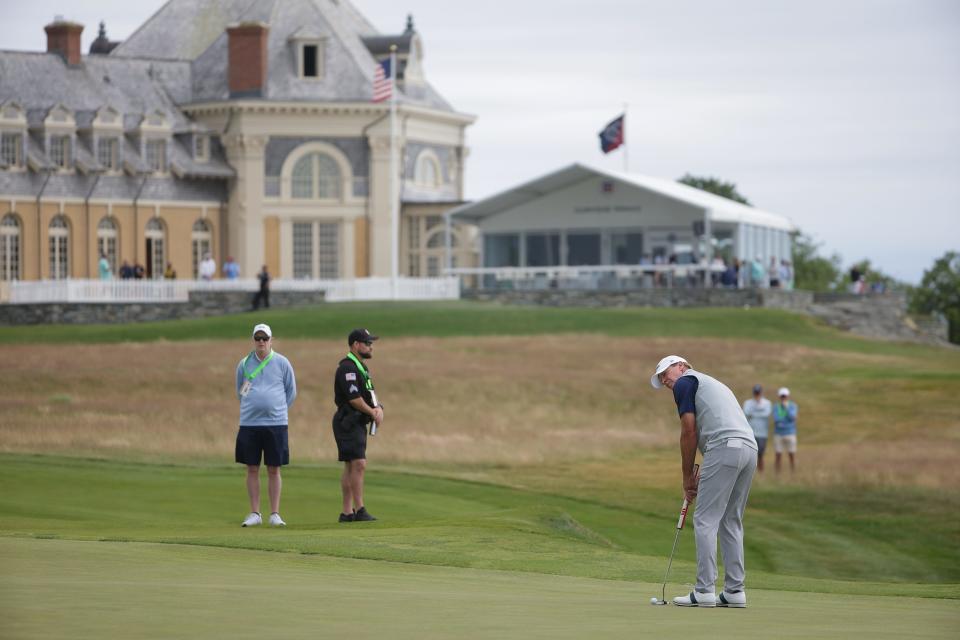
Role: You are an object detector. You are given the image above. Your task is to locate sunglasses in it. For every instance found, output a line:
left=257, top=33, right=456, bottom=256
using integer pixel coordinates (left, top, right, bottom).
left=253, top=335, right=270, bottom=342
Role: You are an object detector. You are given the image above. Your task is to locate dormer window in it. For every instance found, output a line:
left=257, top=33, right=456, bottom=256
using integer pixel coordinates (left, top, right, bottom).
left=194, top=134, right=209, bottom=163
left=43, top=104, right=76, bottom=172
left=138, top=110, right=171, bottom=174
left=49, top=135, right=71, bottom=169
left=1, top=132, right=23, bottom=168
left=93, top=106, right=123, bottom=172
left=97, top=137, right=119, bottom=171
left=1, top=101, right=26, bottom=170
left=145, top=139, right=166, bottom=173
left=303, top=45, right=319, bottom=77
left=289, top=29, right=325, bottom=80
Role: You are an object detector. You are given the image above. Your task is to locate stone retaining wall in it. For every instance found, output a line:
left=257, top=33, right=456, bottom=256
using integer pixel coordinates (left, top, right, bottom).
left=0, top=290, right=325, bottom=325
left=463, top=287, right=814, bottom=311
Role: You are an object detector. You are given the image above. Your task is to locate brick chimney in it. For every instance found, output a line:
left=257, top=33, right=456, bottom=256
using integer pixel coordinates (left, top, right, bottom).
left=227, top=22, right=270, bottom=98
left=45, top=18, right=84, bottom=66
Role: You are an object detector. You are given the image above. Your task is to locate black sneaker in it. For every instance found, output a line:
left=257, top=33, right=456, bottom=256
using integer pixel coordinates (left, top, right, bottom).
left=354, top=506, right=377, bottom=522
left=338, top=512, right=355, bottom=523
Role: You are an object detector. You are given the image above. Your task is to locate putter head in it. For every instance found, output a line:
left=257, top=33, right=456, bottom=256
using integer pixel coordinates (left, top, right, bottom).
left=651, top=598, right=668, bottom=606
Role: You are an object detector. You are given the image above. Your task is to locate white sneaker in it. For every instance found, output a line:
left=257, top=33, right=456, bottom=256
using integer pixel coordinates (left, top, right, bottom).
left=268, top=512, right=286, bottom=527
left=718, top=590, right=747, bottom=608
left=241, top=512, right=262, bottom=527
left=673, top=591, right=717, bottom=607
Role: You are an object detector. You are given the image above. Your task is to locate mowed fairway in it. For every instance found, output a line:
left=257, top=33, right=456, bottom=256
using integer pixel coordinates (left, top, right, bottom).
left=1, top=303, right=959, bottom=638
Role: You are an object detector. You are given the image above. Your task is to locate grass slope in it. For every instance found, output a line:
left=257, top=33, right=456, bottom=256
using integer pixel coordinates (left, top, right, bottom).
left=0, top=301, right=947, bottom=356
left=1, top=455, right=956, bottom=597
left=3, top=537, right=957, bottom=640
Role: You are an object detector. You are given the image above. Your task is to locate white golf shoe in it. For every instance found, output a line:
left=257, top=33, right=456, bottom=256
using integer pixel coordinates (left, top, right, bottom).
left=717, top=590, right=747, bottom=608
left=673, top=591, right=717, bottom=607
left=241, top=512, right=262, bottom=527
left=268, top=512, right=286, bottom=527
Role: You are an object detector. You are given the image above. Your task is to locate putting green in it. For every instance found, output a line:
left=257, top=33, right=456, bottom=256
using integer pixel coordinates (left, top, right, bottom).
left=2, top=538, right=956, bottom=639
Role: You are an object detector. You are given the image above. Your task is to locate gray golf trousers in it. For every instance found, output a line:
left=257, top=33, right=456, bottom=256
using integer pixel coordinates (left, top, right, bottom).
left=693, top=439, right=757, bottom=593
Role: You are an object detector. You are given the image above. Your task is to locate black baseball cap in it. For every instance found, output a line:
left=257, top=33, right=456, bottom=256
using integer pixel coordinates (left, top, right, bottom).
left=348, top=328, right=379, bottom=345
left=752, top=384, right=763, bottom=394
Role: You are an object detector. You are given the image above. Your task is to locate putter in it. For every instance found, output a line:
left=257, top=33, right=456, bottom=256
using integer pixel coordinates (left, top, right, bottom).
left=651, top=463, right=699, bottom=606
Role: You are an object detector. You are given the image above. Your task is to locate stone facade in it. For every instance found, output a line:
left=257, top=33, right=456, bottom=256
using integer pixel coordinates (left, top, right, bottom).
left=0, top=289, right=324, bottom=325
left=463, top=287, right=813, bottom=311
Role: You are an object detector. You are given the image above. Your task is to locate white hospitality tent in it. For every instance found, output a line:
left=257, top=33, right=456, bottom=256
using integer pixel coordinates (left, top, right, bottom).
left=446, top=163, right=795, bottom=272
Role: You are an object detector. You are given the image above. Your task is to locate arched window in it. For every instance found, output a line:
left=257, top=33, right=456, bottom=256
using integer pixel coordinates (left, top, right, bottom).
left=145, top=217, right=166, bottom=279
left=97, top=217, right=118, bottom=274
left=191, top=219, right=212, bottom=279
left=0, top=213, right=20, bottom=281
left=291, top=152, right=341, bottom=199
left=48, top=214, right=70, bottom=279
left=415, top=151, right=441, bottom=188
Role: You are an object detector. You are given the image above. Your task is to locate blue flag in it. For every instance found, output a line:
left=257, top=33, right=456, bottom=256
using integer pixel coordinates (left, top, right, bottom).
left=599, top=115, right=624, bottom=153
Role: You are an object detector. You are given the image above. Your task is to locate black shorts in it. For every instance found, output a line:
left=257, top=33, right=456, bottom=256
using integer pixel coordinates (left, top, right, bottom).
left=235, top=425, right=289, bottom=466
left=755, top=437, right=767, bottom=458
left=332, top=408, right=368, bottom=462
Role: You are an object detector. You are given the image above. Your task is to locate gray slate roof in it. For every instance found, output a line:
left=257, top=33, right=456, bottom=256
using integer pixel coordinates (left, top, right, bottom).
left=112, top=0, right=454, bottom=110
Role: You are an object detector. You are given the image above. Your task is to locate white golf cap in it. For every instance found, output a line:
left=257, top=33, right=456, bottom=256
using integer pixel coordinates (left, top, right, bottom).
left=650, top=355, right=689, bottom=389
left=778, top=387, right=790, bottom=397
left=252, top=323, right=272, bottom=338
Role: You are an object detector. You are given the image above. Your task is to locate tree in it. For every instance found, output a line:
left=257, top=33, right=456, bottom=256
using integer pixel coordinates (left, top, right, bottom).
left=909, top=251, right=960, bottom=344
left=790, top=231, right=842, bottom=292
left=677, top=174, right=751, bottom=205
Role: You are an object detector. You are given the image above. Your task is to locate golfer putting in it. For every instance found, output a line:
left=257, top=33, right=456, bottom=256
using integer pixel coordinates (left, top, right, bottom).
left=651, top=355, right=758, bottom=608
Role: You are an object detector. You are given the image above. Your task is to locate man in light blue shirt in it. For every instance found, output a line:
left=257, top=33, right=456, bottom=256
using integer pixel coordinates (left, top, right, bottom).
left=235, top=323, right=297, bottom=527
left=773, top=387, right=798, bottom=474
left=742, top=384, right=772, bottom=472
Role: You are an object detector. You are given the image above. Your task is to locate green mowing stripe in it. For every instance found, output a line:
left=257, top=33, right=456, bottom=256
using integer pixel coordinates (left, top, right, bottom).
left=0, top=301, right=951, bottom=356
left=0, top=454, right=957, bottom=598
left=2, top=538, right=958, bottom=640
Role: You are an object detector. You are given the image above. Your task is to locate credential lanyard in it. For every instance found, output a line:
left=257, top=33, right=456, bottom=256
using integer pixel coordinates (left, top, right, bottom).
left=346, top=352, right=374, bottom=391
left=243, top=350, right=275, bottom=381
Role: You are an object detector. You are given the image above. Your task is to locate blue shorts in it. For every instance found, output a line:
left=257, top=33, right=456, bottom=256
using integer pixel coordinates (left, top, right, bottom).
left=235, top=425, right=289, bottom=467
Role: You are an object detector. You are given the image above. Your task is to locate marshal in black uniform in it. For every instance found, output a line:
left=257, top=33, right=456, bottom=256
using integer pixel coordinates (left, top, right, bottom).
left=331, top=328, right=383, bottom=522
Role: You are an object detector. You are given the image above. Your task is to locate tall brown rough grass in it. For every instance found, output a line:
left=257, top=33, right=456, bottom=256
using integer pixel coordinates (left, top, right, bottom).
left=2, top=335, right=957, bottom=490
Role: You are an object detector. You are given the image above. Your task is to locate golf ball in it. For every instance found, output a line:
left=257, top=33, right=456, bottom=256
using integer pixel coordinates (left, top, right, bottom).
left=650, top=597, right=658, bottom=604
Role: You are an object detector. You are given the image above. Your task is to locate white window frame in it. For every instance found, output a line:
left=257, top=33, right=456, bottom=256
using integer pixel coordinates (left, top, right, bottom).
left=49, top=135, right=72, bottom=170
left=414, top=149, right=442, bottom=189
left=281, top=142, right=353, bottom=202
left=97, top=216, right=119, bottom=274
left=1, top=213, right=21, bottom=281
left=290, top=33, right=326, bottom=80
left=1, top=131, right=24, bottom=169
left=145, top=139, right=167, bottom=174
left=291, top=220, right=340, bottom=279
left=194, top=134, right=210, bottom=163
left=48, top=214, right=70, bottom=280
left=191, top=219, right=212, bottom=278
left=97, top=137, right=120, bottom=172
left=145, top=217, right=166, bottom=279
left=44, top=104, right=76, bottom=173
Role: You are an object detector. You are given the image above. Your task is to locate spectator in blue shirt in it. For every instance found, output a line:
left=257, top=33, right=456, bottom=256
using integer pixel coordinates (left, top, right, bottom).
left=772, top=387, right=798, bottom=474
left=235, top=323, right=297, bottom=527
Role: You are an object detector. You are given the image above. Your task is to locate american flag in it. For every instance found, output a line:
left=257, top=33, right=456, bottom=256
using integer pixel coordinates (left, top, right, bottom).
left=372, top=58, right=393, bottom=103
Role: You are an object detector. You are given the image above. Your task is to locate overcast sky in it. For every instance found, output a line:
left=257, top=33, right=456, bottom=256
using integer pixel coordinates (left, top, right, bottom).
left=5, top=0, right=959, bottom=283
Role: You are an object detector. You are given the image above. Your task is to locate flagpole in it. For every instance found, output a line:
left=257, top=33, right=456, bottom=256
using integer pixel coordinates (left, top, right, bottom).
left=389, top=45, right=399, bottom=299
left=623, top=102, right=628, bottom=173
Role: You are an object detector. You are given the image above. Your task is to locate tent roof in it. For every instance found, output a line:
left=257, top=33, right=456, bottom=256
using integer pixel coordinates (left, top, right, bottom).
left=449, top=163, right=795, bottom=232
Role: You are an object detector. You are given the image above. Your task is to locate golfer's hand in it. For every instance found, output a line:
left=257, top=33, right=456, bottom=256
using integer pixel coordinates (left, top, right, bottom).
left=683, top=474, right=699, bottom=502
left=372, top=406, right=384, bottom=426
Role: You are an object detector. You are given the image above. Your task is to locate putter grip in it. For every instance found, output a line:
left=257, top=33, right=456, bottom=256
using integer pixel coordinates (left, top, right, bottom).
left=676, top=463, right=700, bottom=529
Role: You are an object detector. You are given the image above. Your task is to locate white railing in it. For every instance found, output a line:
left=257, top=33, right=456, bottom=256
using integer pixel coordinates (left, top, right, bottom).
left=446, top=264, right=726, bottom=290
left=2, top=277, right=460, bottom=304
